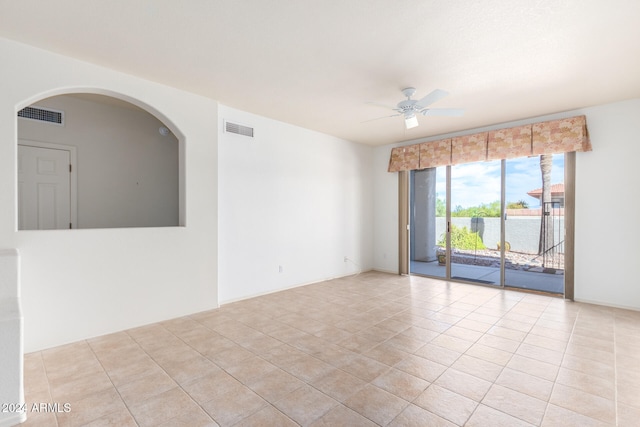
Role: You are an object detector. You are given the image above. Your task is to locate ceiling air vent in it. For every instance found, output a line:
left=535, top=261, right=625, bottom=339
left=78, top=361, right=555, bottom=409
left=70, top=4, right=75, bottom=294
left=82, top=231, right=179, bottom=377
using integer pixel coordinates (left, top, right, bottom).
left=224, top=120, right=254, bottom=138
left=18, top=106, right=64, bottom=126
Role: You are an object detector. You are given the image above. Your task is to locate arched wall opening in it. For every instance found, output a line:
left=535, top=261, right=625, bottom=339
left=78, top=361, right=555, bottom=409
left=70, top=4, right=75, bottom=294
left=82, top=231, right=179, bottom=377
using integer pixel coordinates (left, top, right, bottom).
left=0, top=40, right=219, bottom=354
left=16, top=90, right=185, bottom=230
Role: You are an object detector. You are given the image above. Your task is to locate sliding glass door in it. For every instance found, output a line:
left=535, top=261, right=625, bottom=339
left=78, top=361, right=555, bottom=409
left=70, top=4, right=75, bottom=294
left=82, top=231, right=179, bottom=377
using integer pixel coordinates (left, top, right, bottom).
left=409, top=167, right=447, bottom=279
left=504, top=154, right=565, bottom=293
left=450, top=160, right=502, bottom=286
left=410, top=155, right=566, bottom=295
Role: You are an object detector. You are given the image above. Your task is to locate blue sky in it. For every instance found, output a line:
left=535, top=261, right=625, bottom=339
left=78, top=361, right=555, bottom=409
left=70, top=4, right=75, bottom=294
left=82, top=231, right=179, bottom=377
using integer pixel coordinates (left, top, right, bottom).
left=435, top=155, right=565, bottom=208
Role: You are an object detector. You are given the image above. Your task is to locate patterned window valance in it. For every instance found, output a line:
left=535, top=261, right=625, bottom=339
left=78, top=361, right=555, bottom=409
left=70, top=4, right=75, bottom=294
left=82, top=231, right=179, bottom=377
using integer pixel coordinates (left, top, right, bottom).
left=388, top=144, right=420, bottom=172
left=532, top=116, right=591, bottom=155
left=388, top=115, right=590, bottom=172
left=452, top=133, right=488, bottom=164
left=419, top=139, right=451, bottom=169
left=487, top=125, right=532, bottom=161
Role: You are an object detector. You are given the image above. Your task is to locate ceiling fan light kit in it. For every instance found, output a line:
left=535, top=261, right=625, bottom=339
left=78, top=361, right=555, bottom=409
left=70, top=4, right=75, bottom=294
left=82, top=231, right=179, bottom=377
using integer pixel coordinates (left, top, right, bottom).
left=404, top=113, right=419, bottom=129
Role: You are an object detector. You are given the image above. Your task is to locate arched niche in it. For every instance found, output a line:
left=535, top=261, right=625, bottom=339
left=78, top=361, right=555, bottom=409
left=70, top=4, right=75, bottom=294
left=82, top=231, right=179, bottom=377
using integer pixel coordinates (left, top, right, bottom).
left=16, top=90, right=185, bottom=230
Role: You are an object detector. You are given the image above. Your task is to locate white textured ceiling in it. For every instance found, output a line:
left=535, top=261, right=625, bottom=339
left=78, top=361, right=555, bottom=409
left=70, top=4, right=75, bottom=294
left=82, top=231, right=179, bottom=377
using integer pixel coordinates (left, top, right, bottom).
left=1, top=0, right=640, bottom=145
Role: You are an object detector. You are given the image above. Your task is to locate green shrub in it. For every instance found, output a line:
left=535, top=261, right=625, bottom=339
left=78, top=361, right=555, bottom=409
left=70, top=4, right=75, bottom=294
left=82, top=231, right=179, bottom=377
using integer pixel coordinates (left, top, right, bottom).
left=506, top=200, right=529, bottom=209
left=452, top=200, right=501, bottom=217
left=438, top=224, right=486, bottom=250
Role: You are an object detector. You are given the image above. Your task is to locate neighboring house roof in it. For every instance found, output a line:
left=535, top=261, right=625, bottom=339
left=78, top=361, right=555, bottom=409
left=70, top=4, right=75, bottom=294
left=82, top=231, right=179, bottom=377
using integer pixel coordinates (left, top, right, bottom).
left=527, top=183, right=565, bottom=200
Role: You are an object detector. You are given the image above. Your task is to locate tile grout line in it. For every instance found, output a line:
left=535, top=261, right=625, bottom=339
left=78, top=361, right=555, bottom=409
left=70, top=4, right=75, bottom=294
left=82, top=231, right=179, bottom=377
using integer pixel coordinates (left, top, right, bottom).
left=534, top=299, right=575, bottom=426
left=459, top=290, right=545, bottom=426
left=390, top=284, right=524, bottom=425
left=186, top=312, right=333, bottom=425
left=30, top=351, right=61, bottom=427
left=145, top=322, right=272, bottom=426
left=85, top=337, right=142, bottom=426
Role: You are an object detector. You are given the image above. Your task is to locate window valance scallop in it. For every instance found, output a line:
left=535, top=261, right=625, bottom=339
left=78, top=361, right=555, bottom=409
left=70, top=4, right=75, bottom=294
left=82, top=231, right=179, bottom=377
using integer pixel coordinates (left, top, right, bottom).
left=388, top=115, right=590, bottom=172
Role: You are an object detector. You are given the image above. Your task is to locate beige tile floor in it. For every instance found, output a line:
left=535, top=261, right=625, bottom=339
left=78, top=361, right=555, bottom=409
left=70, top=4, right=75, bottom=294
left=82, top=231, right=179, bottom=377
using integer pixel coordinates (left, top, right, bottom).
left=21, top=271, right=640, bottom=426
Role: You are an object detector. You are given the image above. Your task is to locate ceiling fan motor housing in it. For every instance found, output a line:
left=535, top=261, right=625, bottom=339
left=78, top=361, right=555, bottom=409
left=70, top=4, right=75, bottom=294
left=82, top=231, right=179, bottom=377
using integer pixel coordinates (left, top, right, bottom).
left=397, top=99, right=419, bottom=115
left=398, top=87, right=419, bottom=116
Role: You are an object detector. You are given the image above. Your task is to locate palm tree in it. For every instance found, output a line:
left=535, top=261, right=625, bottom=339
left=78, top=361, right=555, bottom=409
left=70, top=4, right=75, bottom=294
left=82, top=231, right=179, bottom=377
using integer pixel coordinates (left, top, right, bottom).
left=538, top=154, right=554, bottom=256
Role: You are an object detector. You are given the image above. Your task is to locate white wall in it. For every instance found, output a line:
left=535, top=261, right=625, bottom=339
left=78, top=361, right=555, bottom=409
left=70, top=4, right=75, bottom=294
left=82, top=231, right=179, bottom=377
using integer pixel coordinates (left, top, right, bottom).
left=574, top=99, right=640, bottom=309
left=373, top=145, right=400, bottom=274
left=0, top=250, right=25, bottom=427
left=19, top=94, right=180, bottom=229
left=0, top=37, right=219, bottom=352
left=373, top=99, right=640, bottom=311
left=218, top=105, right=373, bottom=303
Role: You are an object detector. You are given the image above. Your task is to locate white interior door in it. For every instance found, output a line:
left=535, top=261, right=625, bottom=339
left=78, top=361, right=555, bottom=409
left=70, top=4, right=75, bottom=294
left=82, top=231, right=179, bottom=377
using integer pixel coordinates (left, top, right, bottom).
left=18, top=144, right=71, bottom=230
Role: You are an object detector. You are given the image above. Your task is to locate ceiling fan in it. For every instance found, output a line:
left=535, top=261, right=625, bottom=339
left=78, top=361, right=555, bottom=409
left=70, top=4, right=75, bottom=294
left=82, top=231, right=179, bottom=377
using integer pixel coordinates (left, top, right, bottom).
left=367, top=87, right=464, bottom=129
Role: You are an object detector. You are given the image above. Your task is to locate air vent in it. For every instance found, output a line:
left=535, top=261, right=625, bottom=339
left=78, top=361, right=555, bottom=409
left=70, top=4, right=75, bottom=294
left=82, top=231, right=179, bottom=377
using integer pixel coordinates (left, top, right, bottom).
left=18, top=106, right=64, bottom=126
left=225, top=120, right=254, bottom=137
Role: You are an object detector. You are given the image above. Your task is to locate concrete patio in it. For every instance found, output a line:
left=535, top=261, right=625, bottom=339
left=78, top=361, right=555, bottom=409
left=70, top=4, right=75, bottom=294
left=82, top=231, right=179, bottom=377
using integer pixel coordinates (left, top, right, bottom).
left=410, top=260, right=564, bottom=294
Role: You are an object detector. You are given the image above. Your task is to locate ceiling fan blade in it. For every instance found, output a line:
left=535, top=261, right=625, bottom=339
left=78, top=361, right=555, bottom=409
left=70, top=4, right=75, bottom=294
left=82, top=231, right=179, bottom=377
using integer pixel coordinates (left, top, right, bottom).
left=421, top=108, right=465, bottom=117
left=361, top=113, right=401, bottom=123
left=365, top=101, right=400, bottom=111
left=414, top=89, right=449, bottom=109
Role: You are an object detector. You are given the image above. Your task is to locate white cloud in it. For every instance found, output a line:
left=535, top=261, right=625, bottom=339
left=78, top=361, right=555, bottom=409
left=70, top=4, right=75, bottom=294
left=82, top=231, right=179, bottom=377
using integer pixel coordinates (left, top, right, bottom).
left=427, top=155, right=566, bottom=209
left=451, top=161, right=501, bottom=208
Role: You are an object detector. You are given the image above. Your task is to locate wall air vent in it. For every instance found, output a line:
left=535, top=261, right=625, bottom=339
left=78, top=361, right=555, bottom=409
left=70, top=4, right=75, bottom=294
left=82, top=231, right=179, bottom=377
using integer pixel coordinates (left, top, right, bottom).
left=224, top=120, right=254, bottom=138
left=18, top=106, right=64, bottom=126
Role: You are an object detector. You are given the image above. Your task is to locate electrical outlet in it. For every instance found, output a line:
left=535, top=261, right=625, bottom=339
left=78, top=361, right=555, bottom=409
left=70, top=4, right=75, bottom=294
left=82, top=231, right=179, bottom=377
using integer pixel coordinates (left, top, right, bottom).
left=278, top=265, right=283, bottom=273
left=344, top=256, right=348, bottom=263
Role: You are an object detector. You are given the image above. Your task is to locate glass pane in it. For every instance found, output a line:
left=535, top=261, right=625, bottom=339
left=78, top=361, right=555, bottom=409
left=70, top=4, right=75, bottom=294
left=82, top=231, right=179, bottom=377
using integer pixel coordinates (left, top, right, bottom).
left=410, top=167, right=447, bottom=278
left=504, top=155, right=564, bottom=294
left=450, top=160, right=502, bottom=286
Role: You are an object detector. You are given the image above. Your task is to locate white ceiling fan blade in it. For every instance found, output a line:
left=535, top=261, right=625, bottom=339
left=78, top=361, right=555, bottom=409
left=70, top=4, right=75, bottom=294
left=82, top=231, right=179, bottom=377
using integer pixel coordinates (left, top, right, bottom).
left=361, top=113, right=401, bottom=123
left=365, top=101, right=400, bottom=111
left=421, top=108, right=465, bottom=117
left=414, top=89, right=449, bottom=109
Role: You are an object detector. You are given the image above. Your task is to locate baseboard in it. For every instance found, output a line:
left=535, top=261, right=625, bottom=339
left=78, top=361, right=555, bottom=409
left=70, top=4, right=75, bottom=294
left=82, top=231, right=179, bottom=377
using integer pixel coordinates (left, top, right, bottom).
left=371, top=268, right=399, bottom=275
left=219, top=270, right=371, bottom=306
left=0, top=412, right=26, bottom=427
left=573, top=297, right=640, bottom=312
